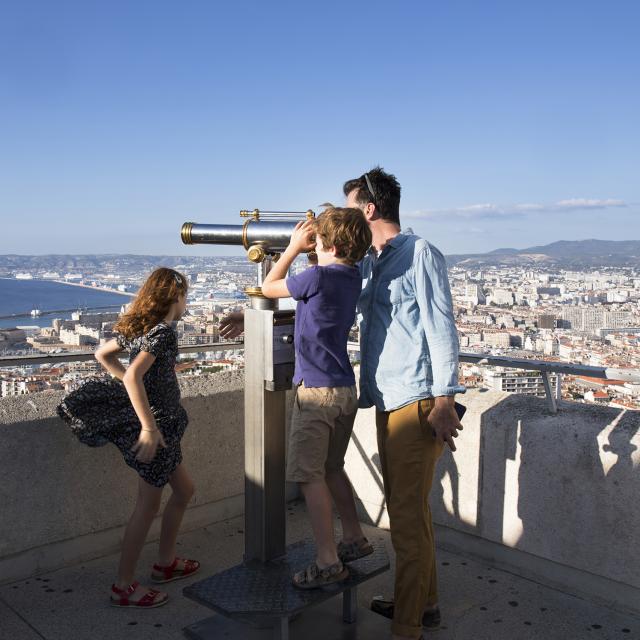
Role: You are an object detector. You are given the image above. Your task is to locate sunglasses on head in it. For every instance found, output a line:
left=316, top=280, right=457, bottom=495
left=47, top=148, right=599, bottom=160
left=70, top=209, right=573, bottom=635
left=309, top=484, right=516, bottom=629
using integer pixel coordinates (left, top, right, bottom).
left=363, top=173, right=377, bottom=204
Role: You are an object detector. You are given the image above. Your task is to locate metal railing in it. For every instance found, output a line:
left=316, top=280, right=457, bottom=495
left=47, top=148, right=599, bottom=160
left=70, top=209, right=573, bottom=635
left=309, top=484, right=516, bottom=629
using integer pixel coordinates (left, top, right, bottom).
left=0, top=342, right=243, bottom=368
left=457, top=351, right=639, bottom=413
left=347, top=343, right=640, bottom=413
left=2, top=342, right=638, bottom=414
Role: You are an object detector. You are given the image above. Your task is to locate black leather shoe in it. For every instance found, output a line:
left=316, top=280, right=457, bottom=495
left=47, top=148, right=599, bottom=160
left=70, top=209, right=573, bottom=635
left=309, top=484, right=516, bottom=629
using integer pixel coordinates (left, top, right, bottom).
left=370, top=597, right=441, bottom=629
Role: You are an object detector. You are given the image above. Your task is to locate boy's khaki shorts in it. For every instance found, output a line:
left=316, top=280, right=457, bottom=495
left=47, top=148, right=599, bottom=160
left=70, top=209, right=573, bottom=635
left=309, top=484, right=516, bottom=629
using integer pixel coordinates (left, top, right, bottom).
left=287, top=383, right=358, bottom=483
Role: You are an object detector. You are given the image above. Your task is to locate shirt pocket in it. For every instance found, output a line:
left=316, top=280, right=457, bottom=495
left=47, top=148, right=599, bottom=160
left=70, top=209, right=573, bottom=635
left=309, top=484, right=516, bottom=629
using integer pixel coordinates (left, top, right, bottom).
left=376, top=276, right=413, bottom=305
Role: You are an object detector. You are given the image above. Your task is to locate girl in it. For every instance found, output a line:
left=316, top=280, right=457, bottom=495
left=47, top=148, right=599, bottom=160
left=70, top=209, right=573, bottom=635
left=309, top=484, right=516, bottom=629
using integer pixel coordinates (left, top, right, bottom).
left=58, top=268, right=199, bottom=608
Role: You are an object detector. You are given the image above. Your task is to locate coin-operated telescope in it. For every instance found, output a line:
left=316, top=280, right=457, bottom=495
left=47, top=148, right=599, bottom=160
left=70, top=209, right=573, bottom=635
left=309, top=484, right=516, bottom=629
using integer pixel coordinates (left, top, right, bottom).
left=181, top=209, right=316, bottom=310
left=181, top=207, right=309, bottom=558
left=180, top=209, right=389, bottom=640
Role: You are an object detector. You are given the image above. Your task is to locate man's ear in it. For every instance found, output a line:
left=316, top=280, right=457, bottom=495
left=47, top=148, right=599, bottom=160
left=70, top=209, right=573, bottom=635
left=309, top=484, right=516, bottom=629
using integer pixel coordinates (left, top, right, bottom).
left=363, top=202, right=377, bottom=221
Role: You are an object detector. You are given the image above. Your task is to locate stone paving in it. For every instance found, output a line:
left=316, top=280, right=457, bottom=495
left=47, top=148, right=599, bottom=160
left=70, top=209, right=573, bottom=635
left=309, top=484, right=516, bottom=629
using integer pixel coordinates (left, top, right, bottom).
left=1, top=502, right=637, bottom=640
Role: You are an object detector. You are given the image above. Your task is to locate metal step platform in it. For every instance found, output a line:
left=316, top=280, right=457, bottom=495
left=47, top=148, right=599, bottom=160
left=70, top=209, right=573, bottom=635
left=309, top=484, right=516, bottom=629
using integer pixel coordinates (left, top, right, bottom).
left=183, top=539, right=390, bottom=640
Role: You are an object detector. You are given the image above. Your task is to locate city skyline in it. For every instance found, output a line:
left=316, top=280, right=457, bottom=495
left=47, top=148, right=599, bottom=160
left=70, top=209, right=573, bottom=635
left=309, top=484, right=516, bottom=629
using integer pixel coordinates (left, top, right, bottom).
left=1, top=1, right=639, bottom=256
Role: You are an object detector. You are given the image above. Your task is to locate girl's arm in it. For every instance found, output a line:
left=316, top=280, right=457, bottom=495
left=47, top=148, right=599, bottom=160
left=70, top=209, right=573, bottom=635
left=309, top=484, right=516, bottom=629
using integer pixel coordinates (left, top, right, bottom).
left=123, top=351, right=167, bottom=463
left=262, top=220, right=316, bottom=299
left=95, top=338, right=127, bottom=380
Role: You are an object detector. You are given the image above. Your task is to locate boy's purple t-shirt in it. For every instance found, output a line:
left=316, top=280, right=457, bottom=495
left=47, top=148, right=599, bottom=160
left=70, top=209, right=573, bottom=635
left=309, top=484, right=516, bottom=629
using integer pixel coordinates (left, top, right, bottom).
left=286, top=264, right=361, bottom=388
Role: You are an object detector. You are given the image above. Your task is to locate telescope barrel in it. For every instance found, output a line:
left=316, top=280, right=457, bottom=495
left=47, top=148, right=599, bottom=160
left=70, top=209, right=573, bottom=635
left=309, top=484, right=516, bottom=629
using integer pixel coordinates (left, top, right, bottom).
left=181, top=220, right=305, bottom=253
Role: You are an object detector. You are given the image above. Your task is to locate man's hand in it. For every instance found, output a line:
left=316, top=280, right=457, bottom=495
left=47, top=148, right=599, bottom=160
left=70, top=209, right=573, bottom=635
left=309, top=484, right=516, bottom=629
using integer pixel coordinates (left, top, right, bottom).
left=287, top=220, right=316, bottom=255
left=427, top=398, right=463, bottom=451
left=219, top=312, right=245, bottom=339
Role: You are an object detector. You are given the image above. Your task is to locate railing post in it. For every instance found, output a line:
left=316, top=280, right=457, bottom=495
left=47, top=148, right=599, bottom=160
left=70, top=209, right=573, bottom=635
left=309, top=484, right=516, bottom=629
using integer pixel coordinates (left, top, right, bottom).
left=556, top=373, right=562, bottom=402
left=541, top=372, right=558, bottom=413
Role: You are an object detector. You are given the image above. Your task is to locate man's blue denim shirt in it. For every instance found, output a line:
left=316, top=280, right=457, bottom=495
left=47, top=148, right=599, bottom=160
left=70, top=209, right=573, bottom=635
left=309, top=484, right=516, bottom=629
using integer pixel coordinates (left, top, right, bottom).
left=357, top=229, right=466, bottom=412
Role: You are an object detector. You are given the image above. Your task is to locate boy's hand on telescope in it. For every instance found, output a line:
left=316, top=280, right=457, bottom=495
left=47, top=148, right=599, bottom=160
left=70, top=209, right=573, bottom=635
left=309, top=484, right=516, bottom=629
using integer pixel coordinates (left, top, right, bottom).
left=287, top=220, right=316, bottom=255
left=220, top=312, right=245, bottom=339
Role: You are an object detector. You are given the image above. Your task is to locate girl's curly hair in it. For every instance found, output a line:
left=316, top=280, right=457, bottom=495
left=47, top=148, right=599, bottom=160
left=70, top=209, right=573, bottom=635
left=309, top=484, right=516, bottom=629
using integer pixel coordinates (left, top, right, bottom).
left=114, top=268, right=188, bottom=339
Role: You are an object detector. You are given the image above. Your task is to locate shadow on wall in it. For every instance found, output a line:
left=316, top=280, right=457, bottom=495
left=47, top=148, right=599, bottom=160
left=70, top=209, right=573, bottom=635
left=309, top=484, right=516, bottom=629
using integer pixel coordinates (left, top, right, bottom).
left=350, top=392, right=640, bottom=591
left=477, top=395, right=640, bottom=586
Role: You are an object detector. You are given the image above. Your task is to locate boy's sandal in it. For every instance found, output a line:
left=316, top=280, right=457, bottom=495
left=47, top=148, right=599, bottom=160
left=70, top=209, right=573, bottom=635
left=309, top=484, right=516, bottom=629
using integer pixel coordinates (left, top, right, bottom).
left=370, top=596, right=441, bottom=629
left=151, top=557, right=201, bottom=583
left=337, top=537, right=374, bottom=563
left=110, top=581, right=168, bottom=608
left=292, top=561, right=349, bottom=590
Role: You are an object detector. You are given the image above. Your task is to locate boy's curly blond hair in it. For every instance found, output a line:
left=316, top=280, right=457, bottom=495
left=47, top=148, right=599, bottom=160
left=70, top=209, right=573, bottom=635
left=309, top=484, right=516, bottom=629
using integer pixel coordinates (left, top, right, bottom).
left=313, top=206, right=371, bottom=265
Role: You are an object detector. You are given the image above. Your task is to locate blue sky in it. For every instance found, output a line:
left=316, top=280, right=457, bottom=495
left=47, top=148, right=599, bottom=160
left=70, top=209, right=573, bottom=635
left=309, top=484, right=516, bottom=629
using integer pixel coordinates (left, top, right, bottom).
left=1, top=1, right=638, bottom=256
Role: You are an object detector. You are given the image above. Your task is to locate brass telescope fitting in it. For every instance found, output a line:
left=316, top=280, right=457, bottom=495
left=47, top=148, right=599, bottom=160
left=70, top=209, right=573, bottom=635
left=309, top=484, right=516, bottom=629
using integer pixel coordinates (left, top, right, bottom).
left=247, top=245, right=266, bottom=263
left=181, top=222, right=194, bottom=245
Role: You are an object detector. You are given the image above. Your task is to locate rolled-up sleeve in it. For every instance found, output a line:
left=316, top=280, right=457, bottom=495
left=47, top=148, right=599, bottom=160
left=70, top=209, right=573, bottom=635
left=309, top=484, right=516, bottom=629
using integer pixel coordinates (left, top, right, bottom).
left=414, top=245, right=466, bottom=397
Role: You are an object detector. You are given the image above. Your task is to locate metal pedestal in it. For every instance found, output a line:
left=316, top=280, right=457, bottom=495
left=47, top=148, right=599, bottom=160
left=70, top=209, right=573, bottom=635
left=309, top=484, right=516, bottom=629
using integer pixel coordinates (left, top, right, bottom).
left=183, top=540, right=390, bottom=640
left=183, top=303, right=390, bottom=638
left=184, top=597, right=388, bottom=640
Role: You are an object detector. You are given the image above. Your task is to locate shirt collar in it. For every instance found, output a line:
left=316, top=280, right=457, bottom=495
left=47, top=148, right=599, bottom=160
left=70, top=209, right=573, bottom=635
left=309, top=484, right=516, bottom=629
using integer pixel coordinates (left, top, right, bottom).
left=367, top=227, right=414, bottom=257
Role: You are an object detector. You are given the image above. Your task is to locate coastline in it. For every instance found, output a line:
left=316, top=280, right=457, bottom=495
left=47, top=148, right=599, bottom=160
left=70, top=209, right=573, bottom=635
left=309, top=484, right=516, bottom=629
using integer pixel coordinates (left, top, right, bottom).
left=0, top=276, right=135, bottom=298
left=51, top=279, right=135, bottom=297
left=0, top=278, right=136, bottom=328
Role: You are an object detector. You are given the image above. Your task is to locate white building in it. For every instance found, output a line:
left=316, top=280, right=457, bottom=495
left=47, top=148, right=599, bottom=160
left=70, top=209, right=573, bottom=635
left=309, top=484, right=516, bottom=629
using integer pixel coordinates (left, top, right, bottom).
left=1, top=379, right=28, bottom=397
left=483, top=368, right=559, bottom=398
left=490, top=289, right=515, bottom=306
left=59, top=328, right=98, bottom=346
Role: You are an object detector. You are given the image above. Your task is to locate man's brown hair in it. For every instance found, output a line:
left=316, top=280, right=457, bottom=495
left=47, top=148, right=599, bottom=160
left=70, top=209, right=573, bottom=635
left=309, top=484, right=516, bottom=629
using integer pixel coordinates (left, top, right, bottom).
left=314, top=206, right=371, bottom=265
left=342, top=166, right=401, bottom=225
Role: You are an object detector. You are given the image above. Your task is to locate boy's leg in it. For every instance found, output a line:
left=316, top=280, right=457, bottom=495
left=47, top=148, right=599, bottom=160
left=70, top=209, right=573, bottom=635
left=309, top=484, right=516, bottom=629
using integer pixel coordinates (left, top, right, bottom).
left=325, top=388, right=365, bottom=543
left=376, top=399, right=443, bottom=640
left=287, top=385, right=341, bottom=568
left=325, top=468, right=363, bottom=543
left=299, top=481, right=339, bottom=567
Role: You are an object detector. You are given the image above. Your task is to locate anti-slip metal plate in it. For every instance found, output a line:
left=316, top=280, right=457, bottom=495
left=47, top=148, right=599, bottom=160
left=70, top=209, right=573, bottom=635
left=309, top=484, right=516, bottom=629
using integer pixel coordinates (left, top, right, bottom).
left=183, top=539, right=389, bottom=621
left=184, top=598, right=390, bottom=640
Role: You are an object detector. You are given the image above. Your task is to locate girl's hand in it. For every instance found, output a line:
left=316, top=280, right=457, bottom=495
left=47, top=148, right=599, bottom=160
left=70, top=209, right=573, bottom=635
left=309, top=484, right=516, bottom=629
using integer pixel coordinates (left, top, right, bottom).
left=287, top=220, right=316, bottom=255
left=132, top=427, right=167, bottom=463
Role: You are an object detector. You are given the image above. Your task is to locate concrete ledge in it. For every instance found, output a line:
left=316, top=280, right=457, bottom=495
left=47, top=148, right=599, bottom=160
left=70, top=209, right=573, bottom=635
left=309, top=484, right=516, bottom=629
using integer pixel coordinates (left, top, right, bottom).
left=1, top=370, right=298, bottom=584
left=0, top=493, right=244, bottom=586
left=3, top=375, right=639, bottom=619
left=0, top=372, right=251, bottom=583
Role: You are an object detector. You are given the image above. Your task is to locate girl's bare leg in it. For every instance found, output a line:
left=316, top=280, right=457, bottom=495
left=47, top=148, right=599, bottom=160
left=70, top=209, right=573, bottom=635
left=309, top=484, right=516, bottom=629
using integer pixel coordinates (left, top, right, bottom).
left=114, top=477, right=164, bottom=600
left=157, top=464, right=195, bottom=566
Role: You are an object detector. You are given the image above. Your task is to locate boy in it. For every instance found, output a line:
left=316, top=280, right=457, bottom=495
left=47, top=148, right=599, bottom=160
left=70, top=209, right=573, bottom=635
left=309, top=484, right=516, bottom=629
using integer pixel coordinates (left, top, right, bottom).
left=261, top=207, right=373, bottom=588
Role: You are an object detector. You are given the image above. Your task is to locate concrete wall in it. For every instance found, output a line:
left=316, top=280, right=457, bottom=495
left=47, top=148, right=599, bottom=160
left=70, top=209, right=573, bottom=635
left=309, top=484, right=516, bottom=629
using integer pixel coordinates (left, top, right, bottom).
left=0, top=373, right=251, bottom=583
left=345, top=389, right=640, bottom=616
left=2, top=377, right=639, bottom=616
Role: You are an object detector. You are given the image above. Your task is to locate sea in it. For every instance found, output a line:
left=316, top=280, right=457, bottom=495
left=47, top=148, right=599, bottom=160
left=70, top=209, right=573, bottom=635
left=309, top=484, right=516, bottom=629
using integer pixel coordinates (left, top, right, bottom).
left=0, top=278, right=134, bottom=329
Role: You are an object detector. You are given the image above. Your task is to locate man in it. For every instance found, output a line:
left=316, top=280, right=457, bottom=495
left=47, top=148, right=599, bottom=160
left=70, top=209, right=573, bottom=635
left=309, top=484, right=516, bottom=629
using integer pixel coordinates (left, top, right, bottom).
left=344, top=167, right=464, bottom=640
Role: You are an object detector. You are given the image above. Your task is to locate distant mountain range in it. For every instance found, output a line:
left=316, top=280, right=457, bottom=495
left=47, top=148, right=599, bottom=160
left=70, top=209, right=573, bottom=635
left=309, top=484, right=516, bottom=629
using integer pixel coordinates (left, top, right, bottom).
left=0, top=239, right=639, bottom=272
left=0, top=254, right=250, bottom=276
left=446, top=239, right=640, bottom=268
